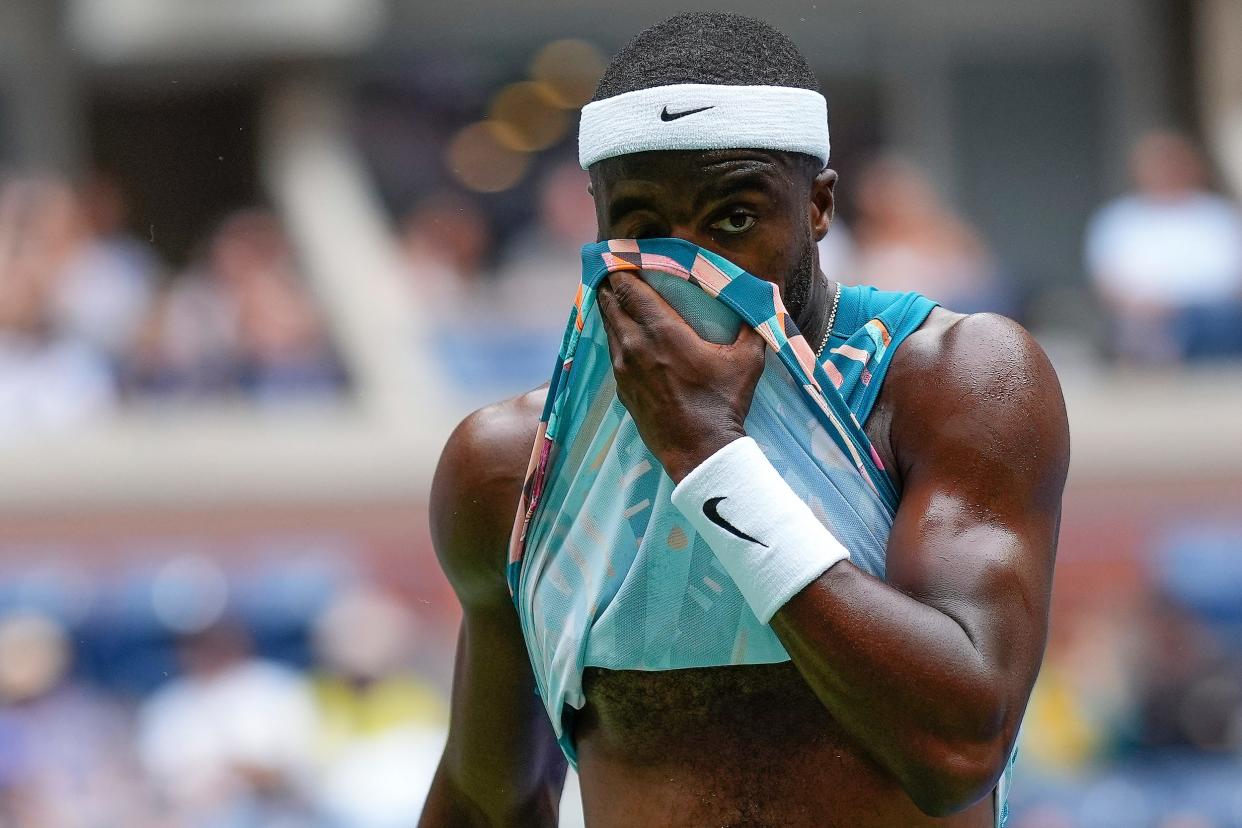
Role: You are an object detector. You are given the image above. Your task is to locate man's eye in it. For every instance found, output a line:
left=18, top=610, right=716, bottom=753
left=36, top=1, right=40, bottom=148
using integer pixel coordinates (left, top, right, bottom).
left=710, top=213, right=756, bottom=234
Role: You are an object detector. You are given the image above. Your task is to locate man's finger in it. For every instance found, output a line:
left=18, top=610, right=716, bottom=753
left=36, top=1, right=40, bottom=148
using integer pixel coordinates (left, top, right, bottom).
left=608, top=272, right=686, bottom=330
left=609, top=271, right=707, bottom=348
left=596, top=283, right=644, bottom=363
left=606, top=271, right=660, bottom=316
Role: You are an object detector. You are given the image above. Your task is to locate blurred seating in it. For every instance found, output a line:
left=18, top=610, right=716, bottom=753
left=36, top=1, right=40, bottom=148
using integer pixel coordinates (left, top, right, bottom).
left=1158, top=523, right=1242, bottom=651
left=1015, top=531, right=1242, bottom=826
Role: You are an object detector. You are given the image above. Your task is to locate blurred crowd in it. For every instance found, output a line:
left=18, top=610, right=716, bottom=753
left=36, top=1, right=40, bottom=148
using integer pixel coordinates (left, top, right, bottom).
left=400, top=159, right=599, bottom=404
left=3, top=127, right=1240, bottom=431
left=0, top=172, right=347, bottom=436
left=0, top=556, right=448, bottom=828
left=1010, top=522, right=1242, bottom=827
left=400, top=131, right=1242, bottom=397
left=2, top=524, right=1240, bottom=828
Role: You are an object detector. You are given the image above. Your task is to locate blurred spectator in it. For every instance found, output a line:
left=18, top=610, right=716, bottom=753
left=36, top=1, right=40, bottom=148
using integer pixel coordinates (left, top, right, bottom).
left=52, top=173, right=159, bottom=364
left=428, top=161, right=594, bottom=402
left=1129, top=595, right=1242, bottom=752
left=310, top=587, right=447, bottom=827
left=848, top=155, right=1006, bottom=313
left=128, top=210, right=346, bottom=404
left=1022, top=604, right=1140, bottom=770
left=0, top=610, right=152, bottom=827
left=138, top=620, right=322, bottom=826
left=1086, top=131, right=1242, bottom=364
left=494, top=160, right=597, bottom=326
left=1012, top=585, right=1242, bottom=826
left=0, top=177, right=118, bottom=434
left=400, top=190, right=493, bottom=313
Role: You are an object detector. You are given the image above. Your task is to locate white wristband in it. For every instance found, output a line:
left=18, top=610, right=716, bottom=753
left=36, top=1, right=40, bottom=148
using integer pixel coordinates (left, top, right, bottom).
left=670, top=436, right=850, bottom=623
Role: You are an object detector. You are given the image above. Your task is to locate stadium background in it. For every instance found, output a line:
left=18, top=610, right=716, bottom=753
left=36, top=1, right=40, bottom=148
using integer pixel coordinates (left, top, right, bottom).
left=1, top=1, right=1241, bottom=825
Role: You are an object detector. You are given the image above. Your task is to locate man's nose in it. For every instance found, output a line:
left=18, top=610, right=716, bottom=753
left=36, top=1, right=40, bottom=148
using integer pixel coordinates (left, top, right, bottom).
left=664, top=224, right=713, bottom=250
left=665, top=225, right=736, bottom=262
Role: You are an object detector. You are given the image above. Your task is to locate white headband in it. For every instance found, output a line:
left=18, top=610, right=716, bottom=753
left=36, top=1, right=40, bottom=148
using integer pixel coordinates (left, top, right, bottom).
left=578, top=83, right=830, bottom=170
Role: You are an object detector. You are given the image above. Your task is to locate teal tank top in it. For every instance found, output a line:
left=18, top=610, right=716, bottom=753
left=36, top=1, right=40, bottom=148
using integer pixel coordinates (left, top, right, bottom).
left=505, top=238, right=1009, bottom=824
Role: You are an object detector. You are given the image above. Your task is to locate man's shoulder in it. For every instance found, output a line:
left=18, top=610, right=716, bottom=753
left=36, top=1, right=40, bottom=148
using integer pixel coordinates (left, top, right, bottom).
left=430, top=386, right=548, bottom=604
left=885, top=308, right=1069, bottom=492
left=889, top=308, right=1064, bottom=412
left=892, top=307, right=1040, bottom=376
left=443, top=386, right=549, bottom=475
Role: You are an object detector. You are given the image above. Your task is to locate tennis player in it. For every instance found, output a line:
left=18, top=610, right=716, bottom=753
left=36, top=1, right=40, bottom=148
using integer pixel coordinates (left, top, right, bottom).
left=421, top=12, right=1069, bottom=827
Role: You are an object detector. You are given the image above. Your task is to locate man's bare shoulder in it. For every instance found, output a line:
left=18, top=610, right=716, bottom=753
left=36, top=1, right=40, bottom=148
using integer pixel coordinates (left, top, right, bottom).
left=889, top=307, right=1062, bottom=406
left=430, top=385, right=548, bottom=606
left=883, top=307, right=1070, bottom=502
left=889, top=306, right=1053, bottom=379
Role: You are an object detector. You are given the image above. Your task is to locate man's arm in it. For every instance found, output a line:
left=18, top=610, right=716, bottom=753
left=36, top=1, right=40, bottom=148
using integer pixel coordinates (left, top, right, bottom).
left=597, top=275, right=1068, bottom=817
left=420, top=397, right=568, bottom=828
left=769, top=312, right=1068, bottom=815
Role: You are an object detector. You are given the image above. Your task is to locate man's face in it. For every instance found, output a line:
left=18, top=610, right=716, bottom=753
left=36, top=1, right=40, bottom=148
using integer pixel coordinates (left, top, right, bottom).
left=589, top=149, right=836, bottom=321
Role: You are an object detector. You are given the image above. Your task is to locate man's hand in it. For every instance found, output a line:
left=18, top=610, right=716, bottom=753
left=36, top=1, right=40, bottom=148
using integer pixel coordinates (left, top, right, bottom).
left=596, top=270, right=766, bottom=482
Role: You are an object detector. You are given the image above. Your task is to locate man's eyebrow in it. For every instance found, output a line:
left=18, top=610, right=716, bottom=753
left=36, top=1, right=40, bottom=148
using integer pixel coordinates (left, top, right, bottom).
left=693, top=165, right=781, bottom=211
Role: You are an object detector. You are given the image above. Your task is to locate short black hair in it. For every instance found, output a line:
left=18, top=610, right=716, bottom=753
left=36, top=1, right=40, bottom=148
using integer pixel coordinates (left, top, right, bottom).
left=591, top=12, right=821, bottom=102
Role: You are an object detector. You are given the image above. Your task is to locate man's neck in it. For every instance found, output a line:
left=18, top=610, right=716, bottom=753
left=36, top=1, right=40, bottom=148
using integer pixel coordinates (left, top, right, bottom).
left=796, top=270, right=838, bottom=356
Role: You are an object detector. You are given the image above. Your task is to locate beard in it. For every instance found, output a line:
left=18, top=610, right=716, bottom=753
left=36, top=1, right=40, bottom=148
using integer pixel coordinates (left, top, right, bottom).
left=781, top=238, right=818, bottom=324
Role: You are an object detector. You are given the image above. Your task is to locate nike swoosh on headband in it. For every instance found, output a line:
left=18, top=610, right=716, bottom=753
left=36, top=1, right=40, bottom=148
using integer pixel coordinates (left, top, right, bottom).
left=660, top=105, right=716, bottom=122
left=702, top=497, right=768, bottom=547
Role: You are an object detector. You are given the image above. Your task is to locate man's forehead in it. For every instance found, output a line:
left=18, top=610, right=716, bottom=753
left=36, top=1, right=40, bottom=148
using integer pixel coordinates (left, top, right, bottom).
left=593, top=148, right=789, bottom=192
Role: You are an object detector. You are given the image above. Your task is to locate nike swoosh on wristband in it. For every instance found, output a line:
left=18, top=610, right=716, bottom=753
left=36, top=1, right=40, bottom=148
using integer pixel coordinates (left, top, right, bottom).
left=702, top=497, right=768, bottom=547
left=660, top=105, right=716, bottom=122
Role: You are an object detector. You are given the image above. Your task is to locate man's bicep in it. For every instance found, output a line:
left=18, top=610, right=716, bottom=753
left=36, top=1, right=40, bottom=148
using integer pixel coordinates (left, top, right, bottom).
left=423, top=396, right=565, bottom=825
left=883, top=313, right=1069, bottom=680
left=884, top=484, right=1056, bottom=687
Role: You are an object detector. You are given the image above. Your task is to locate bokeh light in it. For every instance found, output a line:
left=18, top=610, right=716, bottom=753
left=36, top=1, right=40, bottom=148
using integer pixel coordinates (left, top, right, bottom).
left=444, top=121, right=531, bottom=193
left=488, top=81, right=570, bottom=152
left=151, top=555, right=229, bottom=634
left=529, top=39, right=606, bottom=109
